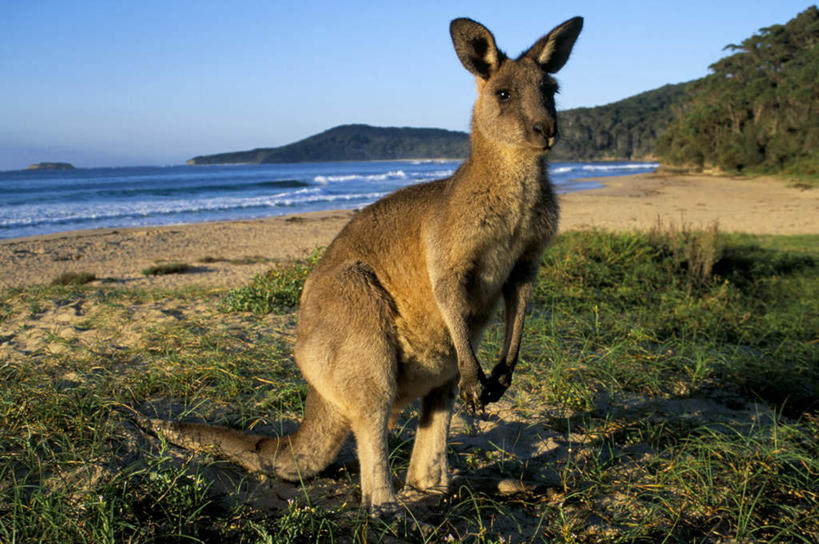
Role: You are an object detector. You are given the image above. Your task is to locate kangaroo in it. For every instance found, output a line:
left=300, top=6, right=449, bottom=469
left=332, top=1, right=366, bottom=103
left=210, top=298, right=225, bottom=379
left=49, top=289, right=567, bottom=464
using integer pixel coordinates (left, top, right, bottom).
left=143, top=16, right=583, bottom=514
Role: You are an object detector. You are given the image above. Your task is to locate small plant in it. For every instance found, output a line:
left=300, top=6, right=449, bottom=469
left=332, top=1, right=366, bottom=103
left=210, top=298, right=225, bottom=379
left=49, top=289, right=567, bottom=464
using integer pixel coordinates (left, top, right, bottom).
left=198, top=255, right=225, bottom=263
left=275, top=498, right=338, bottom=543
left=51, top=271, right=97, bottom=285
left=124, top=446, right=217, bottom=536
left=230, top=255, right=270, bottom=265
left=648, top=219, right=723, bottom=288
left=142, top=262, right=194, bottom=276
left=222, top=249, right=323, bottom=314
left=199, top=255, right=270, bottom=265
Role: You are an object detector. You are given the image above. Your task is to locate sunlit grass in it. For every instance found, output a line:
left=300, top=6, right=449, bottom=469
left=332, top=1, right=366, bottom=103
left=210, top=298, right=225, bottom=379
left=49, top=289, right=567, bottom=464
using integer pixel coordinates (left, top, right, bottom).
left=1, top=228, right=816, bottom=542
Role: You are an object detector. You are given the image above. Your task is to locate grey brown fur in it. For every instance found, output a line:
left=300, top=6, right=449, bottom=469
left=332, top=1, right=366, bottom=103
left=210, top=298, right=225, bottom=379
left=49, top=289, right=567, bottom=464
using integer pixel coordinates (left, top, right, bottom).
left=146, top=16, right=583, bottom=514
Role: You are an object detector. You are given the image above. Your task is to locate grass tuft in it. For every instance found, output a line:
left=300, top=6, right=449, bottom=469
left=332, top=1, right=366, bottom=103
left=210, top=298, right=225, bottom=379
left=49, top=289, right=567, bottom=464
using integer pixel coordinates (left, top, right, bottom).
left=221, top=248, right=323, bottom=314
left=198, top=255, right=224, bottom=263
left=142, top=262, right=194, bottom=276
left=648, top=219, right=723, bottom=288
left=51, top=271, right=97, bottom=286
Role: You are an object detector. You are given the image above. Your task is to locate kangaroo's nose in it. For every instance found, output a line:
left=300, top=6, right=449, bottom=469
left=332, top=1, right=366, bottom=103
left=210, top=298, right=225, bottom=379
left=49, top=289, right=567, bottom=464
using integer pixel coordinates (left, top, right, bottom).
left=532, top=121, right=556, bottom=149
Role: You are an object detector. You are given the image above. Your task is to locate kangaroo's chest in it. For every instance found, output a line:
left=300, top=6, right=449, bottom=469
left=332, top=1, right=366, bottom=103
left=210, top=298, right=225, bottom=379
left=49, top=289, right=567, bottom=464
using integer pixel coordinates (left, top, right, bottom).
left=469, top=187, right=557, bottom=296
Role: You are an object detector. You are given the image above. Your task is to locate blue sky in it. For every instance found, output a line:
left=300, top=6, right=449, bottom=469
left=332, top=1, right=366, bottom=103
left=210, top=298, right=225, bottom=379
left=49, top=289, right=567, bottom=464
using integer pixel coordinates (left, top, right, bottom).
left=1, top=1, right=814, bottom=170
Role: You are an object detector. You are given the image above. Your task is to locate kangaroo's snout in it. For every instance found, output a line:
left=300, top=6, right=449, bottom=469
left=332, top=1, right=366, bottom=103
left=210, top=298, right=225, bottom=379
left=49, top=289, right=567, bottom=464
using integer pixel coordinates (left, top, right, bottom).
left=531, top=120, right=557, bottom=149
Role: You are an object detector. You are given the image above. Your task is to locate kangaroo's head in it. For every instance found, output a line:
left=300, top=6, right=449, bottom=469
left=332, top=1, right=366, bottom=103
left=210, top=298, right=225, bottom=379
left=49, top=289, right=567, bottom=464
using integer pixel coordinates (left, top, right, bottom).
left=450, top=17, right=583, bottom=152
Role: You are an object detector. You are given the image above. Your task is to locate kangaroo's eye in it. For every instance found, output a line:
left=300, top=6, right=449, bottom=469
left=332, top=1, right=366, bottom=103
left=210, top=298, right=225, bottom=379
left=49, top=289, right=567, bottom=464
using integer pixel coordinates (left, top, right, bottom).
left=496, top=89, right=511, bottom=101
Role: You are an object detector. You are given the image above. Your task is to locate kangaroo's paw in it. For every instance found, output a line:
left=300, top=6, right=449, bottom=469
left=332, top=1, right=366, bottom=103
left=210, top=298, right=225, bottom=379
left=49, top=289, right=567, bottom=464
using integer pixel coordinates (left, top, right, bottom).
left=458, top=375, right=486, bottom=414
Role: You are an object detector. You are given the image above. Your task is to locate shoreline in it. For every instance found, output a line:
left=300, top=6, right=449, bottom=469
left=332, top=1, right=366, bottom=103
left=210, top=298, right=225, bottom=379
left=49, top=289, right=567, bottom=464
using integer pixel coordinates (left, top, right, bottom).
left=1, top=172, right=816, bottom=289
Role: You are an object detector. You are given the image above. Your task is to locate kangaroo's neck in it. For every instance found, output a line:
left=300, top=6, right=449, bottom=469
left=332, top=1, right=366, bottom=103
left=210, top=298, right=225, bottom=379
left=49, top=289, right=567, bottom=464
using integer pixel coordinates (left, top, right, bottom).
left=462, top=123, right=550, bottom=192
left=454, top=123, right=559, bottom=240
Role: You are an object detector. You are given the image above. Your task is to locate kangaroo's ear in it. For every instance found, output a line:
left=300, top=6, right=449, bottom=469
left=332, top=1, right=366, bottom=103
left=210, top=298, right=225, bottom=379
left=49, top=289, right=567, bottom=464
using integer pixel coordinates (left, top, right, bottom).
left=450, top=18, right=504, bottom=80
left=522, top=17, right=583, bottom=73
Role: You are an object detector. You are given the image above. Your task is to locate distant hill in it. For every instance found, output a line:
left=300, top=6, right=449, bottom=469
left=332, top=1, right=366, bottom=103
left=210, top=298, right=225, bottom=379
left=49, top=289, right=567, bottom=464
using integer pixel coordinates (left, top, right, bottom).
left=188, top=125, right=470, bottom=165
left=188, top=83, right=689, bottom=165
left=28, top=162, right=75, bottom=170
left=552, top=82, right=689, bottom=161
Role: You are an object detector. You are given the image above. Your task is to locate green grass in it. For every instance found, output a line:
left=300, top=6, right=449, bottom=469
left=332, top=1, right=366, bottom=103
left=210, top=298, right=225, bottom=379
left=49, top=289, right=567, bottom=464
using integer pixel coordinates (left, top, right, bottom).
left=0, top=229, right=816, bottom=542
left=519, top=228, right=818, bottom=415
left=221, top=248, right=323, bottom=314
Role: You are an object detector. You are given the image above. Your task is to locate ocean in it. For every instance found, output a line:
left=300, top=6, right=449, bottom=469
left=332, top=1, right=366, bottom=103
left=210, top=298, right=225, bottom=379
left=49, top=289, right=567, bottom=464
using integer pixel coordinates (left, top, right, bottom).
left=0, top=160, right=657, bottom=240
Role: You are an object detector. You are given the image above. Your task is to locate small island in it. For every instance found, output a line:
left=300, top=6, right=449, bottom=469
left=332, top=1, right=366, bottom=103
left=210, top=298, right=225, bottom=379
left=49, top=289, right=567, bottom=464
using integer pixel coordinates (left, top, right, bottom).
left=28, top=162, right=75, bottom=170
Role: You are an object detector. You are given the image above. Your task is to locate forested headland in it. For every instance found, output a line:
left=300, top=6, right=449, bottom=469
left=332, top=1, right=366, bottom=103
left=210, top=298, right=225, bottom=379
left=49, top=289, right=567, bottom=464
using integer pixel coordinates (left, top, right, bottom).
left=550, top=83, right=687, bottom=161
left=187, top=83, right=686, bottom=166
left=187, top=125, right=470, bottom=165
left=657, top=6, right=819, bottom=175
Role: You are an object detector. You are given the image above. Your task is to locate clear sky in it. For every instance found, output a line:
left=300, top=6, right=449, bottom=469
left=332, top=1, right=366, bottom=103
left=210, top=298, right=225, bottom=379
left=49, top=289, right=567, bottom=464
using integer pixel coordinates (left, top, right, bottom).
left=1, top=1, right=814, bottom=170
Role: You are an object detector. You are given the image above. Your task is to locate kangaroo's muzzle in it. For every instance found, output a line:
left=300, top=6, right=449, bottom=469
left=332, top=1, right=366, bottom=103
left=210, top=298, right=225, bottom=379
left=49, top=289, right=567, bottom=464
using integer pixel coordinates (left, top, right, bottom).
left=531, top=120, right=557, bottom=150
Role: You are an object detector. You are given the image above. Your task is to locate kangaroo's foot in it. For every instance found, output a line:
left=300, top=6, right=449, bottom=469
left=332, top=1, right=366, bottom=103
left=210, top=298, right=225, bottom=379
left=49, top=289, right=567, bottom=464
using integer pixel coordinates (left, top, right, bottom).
left=367, top=500, right=435, bottom=539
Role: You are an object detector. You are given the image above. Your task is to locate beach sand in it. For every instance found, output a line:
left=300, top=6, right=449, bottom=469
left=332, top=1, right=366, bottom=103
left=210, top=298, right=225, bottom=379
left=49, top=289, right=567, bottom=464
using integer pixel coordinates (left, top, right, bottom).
left=1, top=173, right=817, bottom=290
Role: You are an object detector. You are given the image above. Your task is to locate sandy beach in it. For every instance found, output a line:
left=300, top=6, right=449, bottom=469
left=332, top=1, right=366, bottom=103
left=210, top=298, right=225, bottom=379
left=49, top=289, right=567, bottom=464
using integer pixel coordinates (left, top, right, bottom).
left=1, top=172, right=816, bottom=290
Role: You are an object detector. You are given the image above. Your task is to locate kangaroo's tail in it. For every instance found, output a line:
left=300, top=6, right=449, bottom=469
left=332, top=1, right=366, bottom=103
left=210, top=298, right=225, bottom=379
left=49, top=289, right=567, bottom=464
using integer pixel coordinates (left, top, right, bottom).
left=274, top=385, right=350, bottom=480
left=133, top=386, right=349, bottom=481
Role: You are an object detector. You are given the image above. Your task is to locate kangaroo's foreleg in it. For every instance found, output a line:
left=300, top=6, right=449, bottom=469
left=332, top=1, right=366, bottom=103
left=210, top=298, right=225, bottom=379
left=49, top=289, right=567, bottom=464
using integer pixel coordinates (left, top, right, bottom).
left=482, top=255, right=539, bottom=405
left=429, top=266, right=488, bottom=412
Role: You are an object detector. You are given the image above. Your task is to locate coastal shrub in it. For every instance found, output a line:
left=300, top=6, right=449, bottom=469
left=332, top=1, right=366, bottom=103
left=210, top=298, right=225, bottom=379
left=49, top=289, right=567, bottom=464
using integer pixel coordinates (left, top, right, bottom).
left=51, top=271, right=97, bottom=286
left=222, top=249, right=323, bottom=314
left=141, top=262, right=194, bottom=276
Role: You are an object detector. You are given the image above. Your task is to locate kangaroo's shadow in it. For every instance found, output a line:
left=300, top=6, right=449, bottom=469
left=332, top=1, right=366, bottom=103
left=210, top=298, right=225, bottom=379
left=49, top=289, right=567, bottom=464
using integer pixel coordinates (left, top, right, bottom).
left=127, top=380, right=779, bottom=521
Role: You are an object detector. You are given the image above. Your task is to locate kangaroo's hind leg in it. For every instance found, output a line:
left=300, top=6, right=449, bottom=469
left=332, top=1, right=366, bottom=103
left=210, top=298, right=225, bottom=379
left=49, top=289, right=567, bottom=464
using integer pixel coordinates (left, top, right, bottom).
left=405, top=380, right=456, bottom=494
left=296, top=261, right=400, bottom=514
left=325, top=310, right=398, bottom=512
left=351, top=397, right=396, bottom=513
